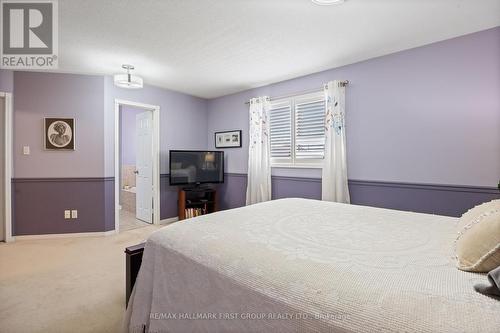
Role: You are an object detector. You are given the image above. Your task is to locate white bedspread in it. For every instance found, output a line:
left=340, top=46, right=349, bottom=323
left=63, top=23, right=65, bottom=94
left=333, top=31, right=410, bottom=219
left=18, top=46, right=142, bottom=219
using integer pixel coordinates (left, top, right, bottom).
left=125, top=198, right=500, bottom=333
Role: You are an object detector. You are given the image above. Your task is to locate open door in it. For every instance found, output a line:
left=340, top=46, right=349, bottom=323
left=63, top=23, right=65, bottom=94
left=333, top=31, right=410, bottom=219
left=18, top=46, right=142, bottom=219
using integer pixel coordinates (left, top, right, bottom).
left=135, top=111, right=153, bottom=223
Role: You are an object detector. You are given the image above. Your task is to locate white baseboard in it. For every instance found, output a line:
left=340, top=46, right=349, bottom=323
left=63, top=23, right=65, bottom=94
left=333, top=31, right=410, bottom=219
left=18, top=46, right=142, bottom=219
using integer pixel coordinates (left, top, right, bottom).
left=11, top=217, right=179, bottom=241
left=13, top=230, right=117, bottom=241
left=160, top=216, right=179, bottom=225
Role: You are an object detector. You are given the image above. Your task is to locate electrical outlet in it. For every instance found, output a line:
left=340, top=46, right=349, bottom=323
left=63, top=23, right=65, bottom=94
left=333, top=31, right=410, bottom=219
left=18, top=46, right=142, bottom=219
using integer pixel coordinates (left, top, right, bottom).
left=71, top=210, right=78, bottom=219
left=64, top=210, right=71, bottom=219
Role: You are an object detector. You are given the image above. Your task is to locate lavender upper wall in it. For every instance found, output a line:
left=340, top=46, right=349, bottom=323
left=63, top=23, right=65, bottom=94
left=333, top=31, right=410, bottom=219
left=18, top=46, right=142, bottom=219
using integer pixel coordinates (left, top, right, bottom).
left=104, top=77, right=208, bottom=176
left=11, top=72, right=208, bottom=178
left=14, top=72, right=106, bottom=178
left=207, top=27, right=500, bottom=187
left=120, top=106, right=143, bottom=166
left=0, top=69, right=14, bottom=92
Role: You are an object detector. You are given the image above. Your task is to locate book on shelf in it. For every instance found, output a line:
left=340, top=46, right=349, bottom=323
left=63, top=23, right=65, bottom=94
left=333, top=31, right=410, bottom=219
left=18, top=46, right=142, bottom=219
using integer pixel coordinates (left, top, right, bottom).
left=184, top=207, right=207, bottom=219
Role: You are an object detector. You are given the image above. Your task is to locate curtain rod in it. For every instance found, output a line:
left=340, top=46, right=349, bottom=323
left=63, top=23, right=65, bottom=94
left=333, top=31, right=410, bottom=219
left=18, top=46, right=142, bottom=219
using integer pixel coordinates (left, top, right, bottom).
left=244, top=80, right=349, bottom=105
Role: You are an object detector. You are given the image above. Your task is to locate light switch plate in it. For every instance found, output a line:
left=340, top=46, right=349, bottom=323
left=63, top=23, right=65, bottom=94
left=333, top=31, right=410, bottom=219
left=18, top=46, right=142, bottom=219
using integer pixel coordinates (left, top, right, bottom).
left=23, top=146, right=30, bottom=155
left=71, top=210, right=78, bottom=219
left=64, top=210, right=71, bottom=219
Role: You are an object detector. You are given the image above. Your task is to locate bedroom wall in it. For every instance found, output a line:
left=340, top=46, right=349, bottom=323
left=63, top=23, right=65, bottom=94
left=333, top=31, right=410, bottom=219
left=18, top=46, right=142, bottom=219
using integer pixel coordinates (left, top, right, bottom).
left=103, top=76, right=208, bottom=221
left=0, top=69, right=14, bottom=92
left=11, top=72, right=208, bottom=235
left=208, top=27, right=500, bottom=216
left=6, top=27, right=500, bottom=236
left=12, top=72, right=111, bottom=235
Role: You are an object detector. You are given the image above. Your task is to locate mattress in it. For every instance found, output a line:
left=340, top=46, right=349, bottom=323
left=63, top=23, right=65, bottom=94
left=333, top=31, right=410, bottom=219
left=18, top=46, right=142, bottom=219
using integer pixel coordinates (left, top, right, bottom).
left=124, top=198, right=500, bottom=333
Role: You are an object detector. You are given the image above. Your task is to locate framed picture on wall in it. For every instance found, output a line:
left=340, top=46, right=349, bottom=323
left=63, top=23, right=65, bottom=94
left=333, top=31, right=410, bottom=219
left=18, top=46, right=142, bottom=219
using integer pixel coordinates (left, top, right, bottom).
left=44, top=118, right=76, bottom=150
left=215, top=130, right=242, bottom=148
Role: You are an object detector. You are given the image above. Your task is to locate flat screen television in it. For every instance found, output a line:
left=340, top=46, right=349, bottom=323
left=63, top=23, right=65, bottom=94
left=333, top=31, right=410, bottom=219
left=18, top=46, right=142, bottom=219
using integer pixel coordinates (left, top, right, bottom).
left=169, top=150, right=224, bottom=186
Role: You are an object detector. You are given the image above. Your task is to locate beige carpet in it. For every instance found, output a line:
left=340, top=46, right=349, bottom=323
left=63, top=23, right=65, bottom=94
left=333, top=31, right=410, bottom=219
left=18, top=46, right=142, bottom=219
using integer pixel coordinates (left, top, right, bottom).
left=0, top=225, right=161, bottom=333
left=119, top=210, right=151, bottom=232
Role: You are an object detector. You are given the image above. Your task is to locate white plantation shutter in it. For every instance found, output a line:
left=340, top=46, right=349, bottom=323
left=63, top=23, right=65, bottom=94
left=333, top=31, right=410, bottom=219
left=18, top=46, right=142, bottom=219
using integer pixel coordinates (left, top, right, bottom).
left=268, top=91, right=325, bottom=166
left=269, top=101, right=292, bottom=160
left=295, top=98, right=325, bottom=160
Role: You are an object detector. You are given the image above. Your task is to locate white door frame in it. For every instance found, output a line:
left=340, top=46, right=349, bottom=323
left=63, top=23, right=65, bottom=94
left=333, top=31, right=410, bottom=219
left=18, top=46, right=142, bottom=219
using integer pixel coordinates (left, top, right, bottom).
left=1, top=92, right=13, bottom=242
left=114, top=99, right=160, bottom=232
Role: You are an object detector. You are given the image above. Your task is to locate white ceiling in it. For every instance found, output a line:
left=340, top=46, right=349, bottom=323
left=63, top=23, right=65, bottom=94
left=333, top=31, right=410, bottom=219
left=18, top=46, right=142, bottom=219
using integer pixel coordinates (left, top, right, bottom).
left=57, top=0, right=500, bottom=98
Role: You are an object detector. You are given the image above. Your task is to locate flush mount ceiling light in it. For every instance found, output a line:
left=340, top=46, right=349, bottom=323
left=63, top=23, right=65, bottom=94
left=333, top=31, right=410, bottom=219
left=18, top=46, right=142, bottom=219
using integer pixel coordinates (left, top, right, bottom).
left=113, top=64, right=143, bottom=89
left=312, top=0, right=345, bottom=5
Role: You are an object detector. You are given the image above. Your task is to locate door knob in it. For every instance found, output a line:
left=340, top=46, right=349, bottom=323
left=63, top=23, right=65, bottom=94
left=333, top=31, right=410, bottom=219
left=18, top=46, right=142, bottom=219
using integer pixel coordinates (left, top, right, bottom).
left=134, top=170, right=139, bottom=174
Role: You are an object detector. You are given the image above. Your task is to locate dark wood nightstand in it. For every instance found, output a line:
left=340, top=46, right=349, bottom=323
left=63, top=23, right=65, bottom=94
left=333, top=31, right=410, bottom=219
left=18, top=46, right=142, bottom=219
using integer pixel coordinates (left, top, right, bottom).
left=125, top=242, right=145, bottom=307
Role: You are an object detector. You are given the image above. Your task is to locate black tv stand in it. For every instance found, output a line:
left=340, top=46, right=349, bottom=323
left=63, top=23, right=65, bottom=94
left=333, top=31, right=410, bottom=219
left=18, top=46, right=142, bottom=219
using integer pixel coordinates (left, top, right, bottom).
left=183, top=184, right=210, bottom=191
left=178, top=187, right=217, bottom=220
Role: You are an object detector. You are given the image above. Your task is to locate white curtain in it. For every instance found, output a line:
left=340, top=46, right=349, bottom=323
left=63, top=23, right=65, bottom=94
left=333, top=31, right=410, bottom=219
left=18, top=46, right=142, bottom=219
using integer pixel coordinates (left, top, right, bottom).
left=246, top=96, right=272, bottom=205
left=322, top=81, right=350, bottom=203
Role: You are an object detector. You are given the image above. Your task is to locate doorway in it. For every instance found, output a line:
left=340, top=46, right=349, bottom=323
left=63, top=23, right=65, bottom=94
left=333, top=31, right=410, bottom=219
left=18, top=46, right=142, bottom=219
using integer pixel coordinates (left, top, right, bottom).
left=114, top=99, right=160, bottom=233
left=1, top=92, right=13, bottom=242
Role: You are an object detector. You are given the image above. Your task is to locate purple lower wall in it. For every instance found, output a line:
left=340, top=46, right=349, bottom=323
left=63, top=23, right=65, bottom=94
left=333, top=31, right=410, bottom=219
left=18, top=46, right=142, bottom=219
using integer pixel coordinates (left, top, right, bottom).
left=217, top=173, right=247, bottom=211
left=160, top=174, right=178, bottom=220
left=219, top=173, right=500, bottom=217
left=13, top=172, right=496, bottom=235
left=11, top=174, right=193, bottom=235
left=12, top=178, right=115, bottom=235
left=104, top=178, right=115, bottom=231
left=348, top=180, right=499, bottom=217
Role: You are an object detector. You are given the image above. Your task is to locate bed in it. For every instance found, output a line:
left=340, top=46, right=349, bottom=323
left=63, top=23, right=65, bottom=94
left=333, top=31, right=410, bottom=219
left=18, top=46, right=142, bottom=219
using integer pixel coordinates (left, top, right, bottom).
left=124, top=198, right=500, bottom=333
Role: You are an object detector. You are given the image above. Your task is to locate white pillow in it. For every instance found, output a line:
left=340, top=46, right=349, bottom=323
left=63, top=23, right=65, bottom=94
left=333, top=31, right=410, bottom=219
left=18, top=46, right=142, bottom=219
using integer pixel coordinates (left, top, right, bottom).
left=455, top=199, right=500, bottom=272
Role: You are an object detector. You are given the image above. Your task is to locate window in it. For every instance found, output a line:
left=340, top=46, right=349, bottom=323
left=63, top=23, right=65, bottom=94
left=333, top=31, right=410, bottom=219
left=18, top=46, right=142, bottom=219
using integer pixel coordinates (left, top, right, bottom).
left=269, top=91, right=325, bottom=167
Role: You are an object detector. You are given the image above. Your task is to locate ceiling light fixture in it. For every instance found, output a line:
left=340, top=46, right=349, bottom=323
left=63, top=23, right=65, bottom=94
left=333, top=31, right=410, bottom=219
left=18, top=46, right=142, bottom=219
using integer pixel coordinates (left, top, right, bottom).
left=114, top=64, right=143, bottom=89
left=311, top=0, right=345, bottom=5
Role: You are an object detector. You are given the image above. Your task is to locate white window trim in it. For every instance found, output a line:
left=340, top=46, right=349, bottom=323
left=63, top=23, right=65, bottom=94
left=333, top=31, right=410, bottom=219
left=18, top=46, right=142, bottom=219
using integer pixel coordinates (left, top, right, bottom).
left=269, top=91, right=325, bottom=169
